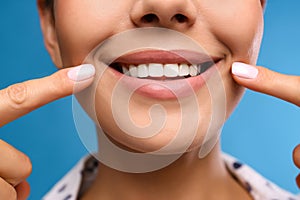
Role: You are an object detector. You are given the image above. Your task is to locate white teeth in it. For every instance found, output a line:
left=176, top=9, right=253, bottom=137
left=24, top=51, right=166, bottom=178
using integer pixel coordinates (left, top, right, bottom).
left=122, top=66, right=129, bottom=75
left=149, top=63, right=164, bottom=77
left=179, top=64, right=190, bottom=76
left=122, top=63, right=204, bottom=78
left=164, top=64, right=179, bottom=77
left=189, top=64, right=198, bottom=77
left=129, top=65, right=138, bottom=77
left=137, top=64, right=148, bottom=78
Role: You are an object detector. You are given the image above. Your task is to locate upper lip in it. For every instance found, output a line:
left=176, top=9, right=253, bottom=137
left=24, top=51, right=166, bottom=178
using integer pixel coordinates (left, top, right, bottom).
left=112, top=50, right=222, bottom=65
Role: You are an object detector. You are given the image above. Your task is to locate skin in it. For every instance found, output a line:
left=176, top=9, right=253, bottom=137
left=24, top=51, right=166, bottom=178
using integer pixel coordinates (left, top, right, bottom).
left=42, top=0, right=264, bottom=153
left=0, top=0, right=299, bottom=199
left=39, top=1, right=264, bottom=199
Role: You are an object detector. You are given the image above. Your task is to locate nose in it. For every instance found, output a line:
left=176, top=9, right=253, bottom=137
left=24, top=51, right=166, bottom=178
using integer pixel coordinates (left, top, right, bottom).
left=130, top=0, right=197, bottom=29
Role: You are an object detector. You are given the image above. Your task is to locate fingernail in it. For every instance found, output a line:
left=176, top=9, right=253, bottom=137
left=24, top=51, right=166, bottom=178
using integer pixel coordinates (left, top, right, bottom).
left=232, top=62, right=258, bottom=79
left=67, top=64, right=95, bottom=81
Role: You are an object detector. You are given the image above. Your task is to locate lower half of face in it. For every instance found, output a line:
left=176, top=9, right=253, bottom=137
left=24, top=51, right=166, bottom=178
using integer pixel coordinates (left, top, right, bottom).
left=53, top=0, right=264, bottom=153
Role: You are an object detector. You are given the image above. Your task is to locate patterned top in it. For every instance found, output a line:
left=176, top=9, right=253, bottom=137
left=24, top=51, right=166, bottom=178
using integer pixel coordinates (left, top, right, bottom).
left=43, top=154, right=300, bottom=200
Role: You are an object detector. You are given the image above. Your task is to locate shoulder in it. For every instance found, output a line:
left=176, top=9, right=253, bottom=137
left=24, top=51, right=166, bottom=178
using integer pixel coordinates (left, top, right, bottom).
left=223, top=153, right=300, bottom=200
left=43, top=153, right=300, bottom=200
left=42, top=156, right=89, bottom=200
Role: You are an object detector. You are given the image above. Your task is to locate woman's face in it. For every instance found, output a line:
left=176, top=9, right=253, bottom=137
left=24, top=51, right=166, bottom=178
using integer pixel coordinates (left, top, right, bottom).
left=40, top=0, right=264, bottom=153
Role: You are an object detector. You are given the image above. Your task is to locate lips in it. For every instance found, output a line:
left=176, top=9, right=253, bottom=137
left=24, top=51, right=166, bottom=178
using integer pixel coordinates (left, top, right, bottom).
left=106, top=50, right=223, bottom=99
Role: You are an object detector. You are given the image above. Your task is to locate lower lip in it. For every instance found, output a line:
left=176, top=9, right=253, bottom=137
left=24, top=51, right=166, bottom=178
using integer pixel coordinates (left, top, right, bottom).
left=108, top=61, right=222, bottom=100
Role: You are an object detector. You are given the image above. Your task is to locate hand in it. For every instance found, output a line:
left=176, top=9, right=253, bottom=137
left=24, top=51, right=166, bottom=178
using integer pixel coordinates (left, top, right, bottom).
left=0, top=64, right=95, bottom=200
left=293, top=145, right=300, bottom=188
left=231, top=62, right=300, bottom=188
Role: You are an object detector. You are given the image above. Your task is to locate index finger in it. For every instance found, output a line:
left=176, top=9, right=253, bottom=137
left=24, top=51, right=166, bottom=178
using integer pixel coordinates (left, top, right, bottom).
left=232, top=62, right=300, bottom=107
left=0, top=64, right=95, bottom=127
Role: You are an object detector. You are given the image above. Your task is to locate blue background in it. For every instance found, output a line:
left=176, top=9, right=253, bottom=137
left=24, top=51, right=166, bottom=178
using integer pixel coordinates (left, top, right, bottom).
left=0, top=1, right=299, bottom=199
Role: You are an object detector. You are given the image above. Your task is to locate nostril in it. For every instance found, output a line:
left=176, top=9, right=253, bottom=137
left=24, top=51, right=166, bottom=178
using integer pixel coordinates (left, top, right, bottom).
left=141, top=13, right=159, bottom=23
left=172, top=14, right=188, bottom=23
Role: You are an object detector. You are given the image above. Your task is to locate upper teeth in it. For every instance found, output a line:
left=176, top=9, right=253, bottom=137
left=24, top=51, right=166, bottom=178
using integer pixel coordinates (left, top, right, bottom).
left=122, top=63, right=203, bottom=78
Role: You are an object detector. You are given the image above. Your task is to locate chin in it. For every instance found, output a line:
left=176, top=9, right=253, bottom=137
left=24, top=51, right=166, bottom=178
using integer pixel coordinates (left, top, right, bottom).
left=96, top=101, right=223, bottom=155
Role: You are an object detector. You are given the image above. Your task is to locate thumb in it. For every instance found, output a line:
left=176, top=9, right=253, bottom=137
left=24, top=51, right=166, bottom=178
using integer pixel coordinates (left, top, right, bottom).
left=231, top=62, right=300, bottom=107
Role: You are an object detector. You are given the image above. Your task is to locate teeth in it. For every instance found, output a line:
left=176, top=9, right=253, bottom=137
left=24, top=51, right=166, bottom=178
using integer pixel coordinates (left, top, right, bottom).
left=137, top=64, right=148, bottom=78
left=179, top=64, right=190, bottom=76
left=149, top=63, right=164, bottom=77
left=189, top=64, right=198, bottom=77
left=122, top=67, right=129, bottom=75
left=164, top=64, right=179, bottom=77
left=122, top=63, right=206, bottom=78
left=129, top=65, right=138, bottom=77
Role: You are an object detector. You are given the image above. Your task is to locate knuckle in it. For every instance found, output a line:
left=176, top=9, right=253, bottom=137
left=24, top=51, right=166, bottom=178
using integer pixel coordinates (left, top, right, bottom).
left=50, top=72, right=71, bottom=96
left=20, top=155, right=32, bottom=179
left=8, top=188, right=17, bottom=200
left=0, top=179, right=17, bottom=200
left=12, top=152, right=32, bottom=180
left=0, top=140, right=32, bottom=179
left=7, top=187, right=17, bottom=200
left=5, top=83, right=28, bottom=110
left=261, top=67, right=275, bottom=87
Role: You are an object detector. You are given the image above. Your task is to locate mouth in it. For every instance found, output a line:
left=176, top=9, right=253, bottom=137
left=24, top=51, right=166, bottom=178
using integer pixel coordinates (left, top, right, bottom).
left=105, top=50, right=223, bottom=99
left=110, top=62, right=215, bottom=80
left=109, top=50, right=221, bottom=81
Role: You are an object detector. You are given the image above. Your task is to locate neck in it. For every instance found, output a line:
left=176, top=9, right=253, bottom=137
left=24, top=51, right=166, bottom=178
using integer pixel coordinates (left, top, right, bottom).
left=81, top=142, right=252, bottom=200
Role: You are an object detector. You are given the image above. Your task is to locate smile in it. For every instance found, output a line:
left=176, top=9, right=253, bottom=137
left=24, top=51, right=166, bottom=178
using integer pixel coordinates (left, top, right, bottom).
left=106, top=50, right=223, bottom=99
left=110, top=50, right=220, bottom=78
left=111, top=61, right=214, bottom=80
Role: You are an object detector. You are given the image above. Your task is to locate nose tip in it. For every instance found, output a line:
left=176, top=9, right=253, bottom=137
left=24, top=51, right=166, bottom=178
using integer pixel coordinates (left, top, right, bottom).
left=130, top=0, right=197, bottom=28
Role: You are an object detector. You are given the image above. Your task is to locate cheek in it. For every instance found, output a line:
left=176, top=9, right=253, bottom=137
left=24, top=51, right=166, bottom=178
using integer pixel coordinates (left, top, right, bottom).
left=54, top=0, right=132, bottom=66
left=206, top=0, right=264, bottom=63
left=223, top=71, right=245, bottom=119
left=198, top=1, right=263, bottom=117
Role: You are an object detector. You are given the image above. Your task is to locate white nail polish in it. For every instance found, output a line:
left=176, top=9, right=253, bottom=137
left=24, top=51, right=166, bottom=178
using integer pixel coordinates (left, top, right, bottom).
left=68, top=64, right=95, bottom=81
left=232, top=62, right=258, bottom=79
